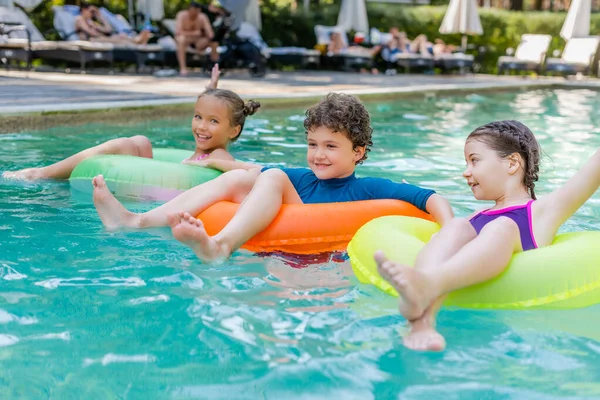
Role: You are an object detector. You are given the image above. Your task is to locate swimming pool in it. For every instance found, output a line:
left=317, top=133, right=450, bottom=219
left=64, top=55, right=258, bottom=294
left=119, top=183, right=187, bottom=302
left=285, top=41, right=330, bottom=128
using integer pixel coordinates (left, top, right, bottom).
left=1, top=89, right=600, bottom=398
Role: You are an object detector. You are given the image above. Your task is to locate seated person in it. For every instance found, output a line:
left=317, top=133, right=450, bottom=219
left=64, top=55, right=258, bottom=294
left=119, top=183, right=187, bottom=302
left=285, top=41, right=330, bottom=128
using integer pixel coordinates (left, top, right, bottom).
left=175, top=1, right=219, bottom=76
left=388, top=27, right=410, bottom=53
left=90, top=93, right=454, bottom=263
left=75, top=2, right=150, bottom=45
left=387, top=27, right=433, bottom=57
left=432, top=38, right=458, bottom=56
left=328, top=31, right=381, bottom=60
left=327, top=31, right=347, bottom=55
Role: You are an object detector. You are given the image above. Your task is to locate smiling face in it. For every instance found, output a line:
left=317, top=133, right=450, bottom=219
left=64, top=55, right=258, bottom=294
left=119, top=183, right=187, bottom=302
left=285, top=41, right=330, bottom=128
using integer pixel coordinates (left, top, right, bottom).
left=191, top=95, right=241, bottom=152
left=306, top=126, right=365, bottom=180
left=463, top=139, right=524, bottom=201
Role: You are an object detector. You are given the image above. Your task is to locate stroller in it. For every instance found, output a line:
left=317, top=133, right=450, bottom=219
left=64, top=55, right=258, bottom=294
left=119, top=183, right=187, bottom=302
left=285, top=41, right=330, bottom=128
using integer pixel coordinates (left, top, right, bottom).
left=209, top=9, right=268, bottom=78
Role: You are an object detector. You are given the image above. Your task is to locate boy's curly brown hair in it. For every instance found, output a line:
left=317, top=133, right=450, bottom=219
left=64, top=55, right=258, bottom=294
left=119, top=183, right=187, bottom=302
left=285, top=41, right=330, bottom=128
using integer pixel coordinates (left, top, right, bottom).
left=303, top=93, right=373, bottom=164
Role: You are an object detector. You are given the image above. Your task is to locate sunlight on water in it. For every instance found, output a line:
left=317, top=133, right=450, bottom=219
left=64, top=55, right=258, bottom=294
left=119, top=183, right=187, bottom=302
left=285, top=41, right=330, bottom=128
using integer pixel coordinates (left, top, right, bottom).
left=1, top=89, right=600, bottom=398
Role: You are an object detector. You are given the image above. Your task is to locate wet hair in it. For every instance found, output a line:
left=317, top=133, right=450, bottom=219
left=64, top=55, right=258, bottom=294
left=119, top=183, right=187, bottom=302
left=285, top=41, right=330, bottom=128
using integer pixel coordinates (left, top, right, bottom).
left=303, top=93, right=373, bottom=164
left=189, top=1, right=202, bottom=9
left=467, top=120, right=541, bottom=199
left=80, top=2, right=93, bottom=10
left=197, top=89, right=261, bottom=142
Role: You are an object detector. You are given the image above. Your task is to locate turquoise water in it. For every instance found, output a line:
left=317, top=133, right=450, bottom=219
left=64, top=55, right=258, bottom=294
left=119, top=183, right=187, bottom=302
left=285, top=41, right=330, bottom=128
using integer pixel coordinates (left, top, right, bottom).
left=2, top=89, right=600, bottom=399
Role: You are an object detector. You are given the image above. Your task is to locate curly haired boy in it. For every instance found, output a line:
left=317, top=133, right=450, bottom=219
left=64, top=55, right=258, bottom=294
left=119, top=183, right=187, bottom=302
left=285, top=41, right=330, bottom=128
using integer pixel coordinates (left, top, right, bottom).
left=92, top=93, right=454, bottom=261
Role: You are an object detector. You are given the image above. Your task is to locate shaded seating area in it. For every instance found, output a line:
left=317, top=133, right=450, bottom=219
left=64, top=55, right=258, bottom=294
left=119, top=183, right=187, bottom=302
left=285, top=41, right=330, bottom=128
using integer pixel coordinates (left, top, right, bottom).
left=545, top=36, right=600, bottom=76
left=52, top=5, right=164, bottom=73
left=0, top=5, right=113, bottom=71
left=497, top=34, right=552, bottom=74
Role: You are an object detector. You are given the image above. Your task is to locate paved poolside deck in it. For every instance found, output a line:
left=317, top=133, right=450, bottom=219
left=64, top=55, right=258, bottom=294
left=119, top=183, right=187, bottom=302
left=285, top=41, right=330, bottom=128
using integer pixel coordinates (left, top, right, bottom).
left=1, top=68, right=599, bottom=132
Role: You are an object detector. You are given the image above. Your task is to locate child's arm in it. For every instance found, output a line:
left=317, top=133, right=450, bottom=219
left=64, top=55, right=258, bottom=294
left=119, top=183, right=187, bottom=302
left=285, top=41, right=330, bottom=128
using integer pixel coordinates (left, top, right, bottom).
left=425, top=194, right=454, bottom=227
left=206, top=64, right=220, bottom=90
left=365, top=179, right=454, bottom=226
left=201, top=159, right=261, bottom=172
left=537, top=149, right=600, bottom=229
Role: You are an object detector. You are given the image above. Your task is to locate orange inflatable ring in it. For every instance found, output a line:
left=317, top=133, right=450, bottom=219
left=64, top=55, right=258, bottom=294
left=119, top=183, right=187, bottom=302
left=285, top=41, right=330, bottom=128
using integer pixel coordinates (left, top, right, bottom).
left=197, top=200, right=433, bottom=254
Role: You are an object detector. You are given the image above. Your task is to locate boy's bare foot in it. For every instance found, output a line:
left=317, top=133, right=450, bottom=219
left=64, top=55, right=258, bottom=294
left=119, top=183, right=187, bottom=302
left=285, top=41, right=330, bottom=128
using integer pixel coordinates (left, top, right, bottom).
left=403, top=307, right=446, bottom=352
left=169, top=212, right=231, bottom=262
left=93, top=175, right=138, bottom=230
left=179, top=69, right=189, bottom=77
left=374, top=250, right=438, bottom=321
left=2, top=168, right=46, bottom=180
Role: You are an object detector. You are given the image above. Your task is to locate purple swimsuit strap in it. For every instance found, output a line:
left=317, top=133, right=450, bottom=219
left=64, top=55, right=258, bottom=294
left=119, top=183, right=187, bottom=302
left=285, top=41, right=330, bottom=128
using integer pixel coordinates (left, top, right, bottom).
left=196, top=153, right=210, bottom=161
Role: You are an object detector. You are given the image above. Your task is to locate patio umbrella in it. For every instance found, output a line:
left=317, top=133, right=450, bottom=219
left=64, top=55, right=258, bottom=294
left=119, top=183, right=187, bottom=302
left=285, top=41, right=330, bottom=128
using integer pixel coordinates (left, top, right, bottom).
left=244, top=0, right=261, bottom=31
left=336, top=0, right=368, bottom=33
left=137, top=0, right=164, bottom=21
left=439, top=0, right=483, bottom=51
left=560, top=0, right=591, bottom=40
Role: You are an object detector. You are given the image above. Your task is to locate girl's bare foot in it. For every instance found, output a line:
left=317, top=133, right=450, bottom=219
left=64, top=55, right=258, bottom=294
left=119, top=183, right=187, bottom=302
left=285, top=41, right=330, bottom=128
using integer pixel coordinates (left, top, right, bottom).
left=403, top=305, right=446, bottom=352
left=2, top=168, right=46, bottom=180
left=169, top=212, right=231, bottom=262
left=374, top=251, right=438, bottom=321
left=92, top=175, right=139, bottom=230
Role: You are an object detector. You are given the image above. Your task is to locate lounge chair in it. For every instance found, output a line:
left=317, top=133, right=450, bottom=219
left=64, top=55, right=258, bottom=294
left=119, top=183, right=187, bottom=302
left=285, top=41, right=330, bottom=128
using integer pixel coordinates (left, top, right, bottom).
left=434, top=52, right=474, bottom=73
left=235, top=22, right=320, bottom=70
left=545, top=36, right=600, bottom=76
left=97, top=7, right=165, bottom=72
left=497, top=34, right=552, bottom=75
left=0, top=5, right=36, bottom=68
left=0, top=5, right=113, bottom=72
left=369, top=27, right=435, bottom=73
left=314, top=25, right=374, bottom=71
left=53, top=6, right=164, bottom=73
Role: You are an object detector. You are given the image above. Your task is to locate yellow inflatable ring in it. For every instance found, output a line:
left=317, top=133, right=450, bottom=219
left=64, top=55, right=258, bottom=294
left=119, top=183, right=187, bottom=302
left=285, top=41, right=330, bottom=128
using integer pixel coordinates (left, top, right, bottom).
left=348, top=216, right=600, bottom=309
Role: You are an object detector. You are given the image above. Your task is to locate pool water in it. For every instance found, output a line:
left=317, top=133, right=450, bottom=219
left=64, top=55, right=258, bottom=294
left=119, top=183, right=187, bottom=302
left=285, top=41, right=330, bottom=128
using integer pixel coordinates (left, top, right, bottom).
left=2, top=89, right=600, bottom=399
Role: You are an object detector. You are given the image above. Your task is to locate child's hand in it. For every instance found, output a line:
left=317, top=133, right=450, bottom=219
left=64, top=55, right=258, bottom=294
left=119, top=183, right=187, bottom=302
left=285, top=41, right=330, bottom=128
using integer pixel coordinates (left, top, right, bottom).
left=206, top=63, right=220, bottom=90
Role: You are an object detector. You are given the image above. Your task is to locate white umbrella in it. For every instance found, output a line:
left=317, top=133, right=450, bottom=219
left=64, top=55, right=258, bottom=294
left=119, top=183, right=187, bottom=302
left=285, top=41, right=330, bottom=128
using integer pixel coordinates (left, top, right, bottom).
left=244, top=0, right=261, bottom=31
left=439, top=0, right=483, bottom=50
left=560, top=0, right=591, bottom=40
left=337, top=0, right=368, bottom=33
left=137, top=0, right=164, bottom=21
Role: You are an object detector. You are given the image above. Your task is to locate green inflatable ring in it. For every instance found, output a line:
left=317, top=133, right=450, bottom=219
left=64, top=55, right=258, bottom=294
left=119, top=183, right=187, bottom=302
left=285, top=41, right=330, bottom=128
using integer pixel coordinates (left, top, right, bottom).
left=70, top=148, right=222, bottom=201
left=348, top=216, right=600, bottom=310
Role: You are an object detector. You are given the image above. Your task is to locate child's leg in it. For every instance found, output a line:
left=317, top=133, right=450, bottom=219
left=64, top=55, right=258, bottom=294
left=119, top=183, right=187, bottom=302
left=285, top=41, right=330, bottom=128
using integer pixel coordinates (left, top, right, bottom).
left=93, top=168, right=260, bottom=230
left=170, top=169, right=302, bottom=262
left=3, top=136, right=152, bottom=180
left=379, top=217, right=520, bottom=322
left=376, top=218, right=477, bottom=351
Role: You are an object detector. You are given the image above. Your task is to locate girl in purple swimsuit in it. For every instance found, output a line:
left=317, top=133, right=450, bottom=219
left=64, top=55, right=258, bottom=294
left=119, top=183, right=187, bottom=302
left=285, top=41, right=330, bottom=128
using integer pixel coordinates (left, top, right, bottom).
left=3, top=65, right=260, bottom=180
left=375, top=120, right=600, bottom=352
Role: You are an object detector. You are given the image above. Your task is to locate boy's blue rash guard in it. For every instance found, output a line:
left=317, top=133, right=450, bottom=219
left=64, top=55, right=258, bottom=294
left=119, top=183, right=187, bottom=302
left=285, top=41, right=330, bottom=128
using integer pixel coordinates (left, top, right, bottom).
left=261, top=167, right=435, bottom=212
